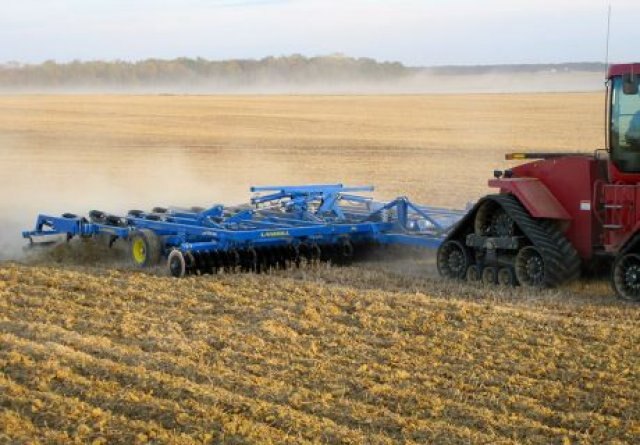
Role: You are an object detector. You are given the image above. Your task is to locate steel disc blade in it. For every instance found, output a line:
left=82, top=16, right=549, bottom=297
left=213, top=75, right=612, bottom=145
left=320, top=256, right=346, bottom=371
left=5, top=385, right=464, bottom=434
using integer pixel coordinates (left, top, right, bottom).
left=277, top=247, right=288, bottom=269
left=289, top=244, right=300, bottom=267
left=203, top=251, right=214, bottom=275
left=229, top=249, right=240, bottom=272
left=184, top=251, right=196, bottom=275
left=246, top=247, right=258, bottom=272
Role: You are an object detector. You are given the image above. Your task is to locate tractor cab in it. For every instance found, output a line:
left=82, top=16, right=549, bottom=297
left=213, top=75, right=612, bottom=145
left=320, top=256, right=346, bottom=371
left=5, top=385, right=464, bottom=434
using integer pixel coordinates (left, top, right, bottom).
left=608, top=64, right=640, bottom=177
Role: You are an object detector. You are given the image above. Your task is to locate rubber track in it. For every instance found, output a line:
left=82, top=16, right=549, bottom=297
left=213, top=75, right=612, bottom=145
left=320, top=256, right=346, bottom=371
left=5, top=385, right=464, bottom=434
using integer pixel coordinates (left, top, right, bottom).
left=449, top=194, right=581, bottom=287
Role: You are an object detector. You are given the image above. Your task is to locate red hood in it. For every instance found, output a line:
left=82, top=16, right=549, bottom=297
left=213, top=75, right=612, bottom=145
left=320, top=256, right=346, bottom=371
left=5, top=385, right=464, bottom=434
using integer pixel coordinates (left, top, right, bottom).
left=608, top=63, right=640, bottom=78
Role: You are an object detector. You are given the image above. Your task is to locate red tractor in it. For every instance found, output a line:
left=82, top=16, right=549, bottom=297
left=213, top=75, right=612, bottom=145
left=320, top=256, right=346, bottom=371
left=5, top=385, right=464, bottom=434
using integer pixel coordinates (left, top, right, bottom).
left=437, top=63, right=640, bottom=301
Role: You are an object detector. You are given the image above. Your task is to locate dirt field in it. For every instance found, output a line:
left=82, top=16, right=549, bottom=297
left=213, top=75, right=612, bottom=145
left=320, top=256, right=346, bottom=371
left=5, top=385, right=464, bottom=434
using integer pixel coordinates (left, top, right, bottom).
left=0, top=93, right=602, bottom=211
left=1, top=94, right=639, bottom=444
left=1, top=262, right=638, bottom=444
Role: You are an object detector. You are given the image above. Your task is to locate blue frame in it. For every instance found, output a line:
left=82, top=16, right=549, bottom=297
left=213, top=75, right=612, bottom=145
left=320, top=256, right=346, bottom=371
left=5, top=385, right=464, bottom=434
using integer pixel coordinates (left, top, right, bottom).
left=23, top=184, right=465, bottom=258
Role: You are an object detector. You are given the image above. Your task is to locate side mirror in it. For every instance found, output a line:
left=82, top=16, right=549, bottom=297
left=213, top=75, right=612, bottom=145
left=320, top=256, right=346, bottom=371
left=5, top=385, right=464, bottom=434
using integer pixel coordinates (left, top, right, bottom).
left=623, top=73, right=639, bottom=95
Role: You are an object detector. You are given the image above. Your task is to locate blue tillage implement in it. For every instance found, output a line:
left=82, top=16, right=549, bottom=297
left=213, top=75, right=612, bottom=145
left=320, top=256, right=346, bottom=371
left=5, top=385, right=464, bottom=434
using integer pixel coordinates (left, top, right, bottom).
left=22, top=184, right=465, bottom=277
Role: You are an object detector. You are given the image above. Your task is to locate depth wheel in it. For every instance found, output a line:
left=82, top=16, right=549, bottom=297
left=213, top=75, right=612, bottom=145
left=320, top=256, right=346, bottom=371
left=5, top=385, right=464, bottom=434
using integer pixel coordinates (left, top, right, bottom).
left=130, top=229, right=162, bottom=267
left=612, top=253, right=640, bottom=302
left=515, top=246, right=546, bottom=288
left=437, top=240, right=470, bottom=280
left=168, top=249, right=186, bottom=278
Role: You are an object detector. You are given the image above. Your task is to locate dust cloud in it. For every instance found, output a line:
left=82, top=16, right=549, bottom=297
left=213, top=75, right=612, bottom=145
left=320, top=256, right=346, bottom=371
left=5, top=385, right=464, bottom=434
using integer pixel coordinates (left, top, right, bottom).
left=0, top=139, right=294, bottom=260
left=0, top=71, right=604, bottom=95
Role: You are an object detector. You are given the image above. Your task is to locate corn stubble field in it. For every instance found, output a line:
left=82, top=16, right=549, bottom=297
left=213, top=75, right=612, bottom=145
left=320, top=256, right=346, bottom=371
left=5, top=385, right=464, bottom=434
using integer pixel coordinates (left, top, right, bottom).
left=1, top=94, right=639, bottom=444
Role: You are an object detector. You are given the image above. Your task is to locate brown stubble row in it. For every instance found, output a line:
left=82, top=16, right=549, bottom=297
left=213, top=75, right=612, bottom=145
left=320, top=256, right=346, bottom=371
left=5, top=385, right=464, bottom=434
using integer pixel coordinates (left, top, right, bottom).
left=0, top=264, right=638, bottom=444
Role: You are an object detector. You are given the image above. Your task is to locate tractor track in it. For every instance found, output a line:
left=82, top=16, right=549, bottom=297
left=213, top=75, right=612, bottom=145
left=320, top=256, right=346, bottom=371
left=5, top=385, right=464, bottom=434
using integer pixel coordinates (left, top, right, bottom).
left=486, top=194, right=582, bottom=287
left=450, top=193, right=582, bottom=287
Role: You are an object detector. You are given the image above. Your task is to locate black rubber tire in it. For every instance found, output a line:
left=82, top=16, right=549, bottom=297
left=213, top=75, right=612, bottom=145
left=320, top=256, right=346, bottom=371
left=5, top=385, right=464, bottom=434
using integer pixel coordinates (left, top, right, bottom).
left=152, top=207, right=168, bottom=214
left=437, top=240, right=470, bottom=280
left=168, top=249, right=186, bottom=278
left=129, top=229, right=162, bottom=267
left=611, top=253, right=640, bottom=302
left=89, top=210, right=106, bottom=223
left=105, top=215, right=128, bottom=227
left=128, top=210, right=145, bottom=218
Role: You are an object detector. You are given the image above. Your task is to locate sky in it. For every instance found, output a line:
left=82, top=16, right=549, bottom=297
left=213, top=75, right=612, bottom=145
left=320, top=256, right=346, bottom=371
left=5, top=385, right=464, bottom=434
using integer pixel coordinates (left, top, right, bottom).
left=1, top=0, right=638, bottom=66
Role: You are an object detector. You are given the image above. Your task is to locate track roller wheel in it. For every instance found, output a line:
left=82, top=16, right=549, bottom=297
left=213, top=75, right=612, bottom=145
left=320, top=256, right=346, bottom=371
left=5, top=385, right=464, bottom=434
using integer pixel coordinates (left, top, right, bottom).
left=612, top=253, right=640, bottom=302
left=130, top=229, right=162, bottom=267
left=168, top=249, right=186, bottom=278
left=497, top=267, right=517, bottom=286
left=515, top=246, right=546, bottom=288
left=437, top=240, right=469, bottom=280
left=466, top=265, right=481, bottom=282
left=481, top=266, right=497, bottom=285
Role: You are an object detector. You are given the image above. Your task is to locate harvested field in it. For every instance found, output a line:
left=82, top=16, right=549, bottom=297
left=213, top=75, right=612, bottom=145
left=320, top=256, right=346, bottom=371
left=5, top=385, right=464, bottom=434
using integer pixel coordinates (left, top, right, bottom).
left=1, top=93, right=639, bottom=444
left=0, top=93, right=602, bottom=213
left=1, top=263, right=639, bottom=444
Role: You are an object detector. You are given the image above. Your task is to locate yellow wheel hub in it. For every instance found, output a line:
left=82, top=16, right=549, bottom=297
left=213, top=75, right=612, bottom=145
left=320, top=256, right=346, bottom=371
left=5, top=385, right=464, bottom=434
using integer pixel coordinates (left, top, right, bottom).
left=132, top=238, right=147, bottom=264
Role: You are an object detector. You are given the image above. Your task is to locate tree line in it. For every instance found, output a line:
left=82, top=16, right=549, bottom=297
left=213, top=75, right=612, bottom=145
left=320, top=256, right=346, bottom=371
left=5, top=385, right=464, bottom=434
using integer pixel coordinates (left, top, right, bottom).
left=0, top=55, right=604, bottom=90
left=0, top=55, right=409, bottom=89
